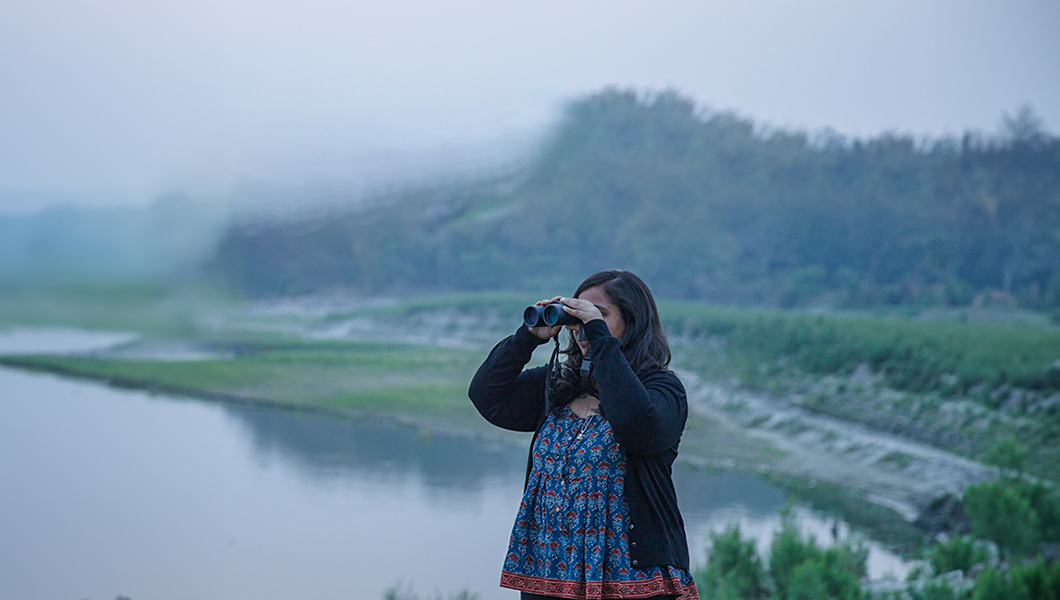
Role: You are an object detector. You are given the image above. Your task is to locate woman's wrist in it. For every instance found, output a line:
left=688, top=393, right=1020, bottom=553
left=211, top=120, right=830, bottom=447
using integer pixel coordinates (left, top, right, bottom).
left=581, top=319, right=612, bottom=344
left=516, top=324, right=552, bottom=345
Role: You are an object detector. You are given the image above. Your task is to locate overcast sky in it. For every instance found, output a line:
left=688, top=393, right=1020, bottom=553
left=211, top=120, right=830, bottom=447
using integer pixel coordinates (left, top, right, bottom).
left=1, top=0, right=1057, bottom=213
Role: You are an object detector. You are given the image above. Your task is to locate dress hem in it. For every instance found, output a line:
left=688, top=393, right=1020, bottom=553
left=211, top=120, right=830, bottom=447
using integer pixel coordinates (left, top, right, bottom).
left=500, top=571, right=699, bottom=600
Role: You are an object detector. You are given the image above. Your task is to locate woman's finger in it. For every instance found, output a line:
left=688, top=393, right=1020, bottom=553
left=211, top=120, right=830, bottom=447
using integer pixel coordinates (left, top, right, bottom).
left=559, top=297, right=602, bottom=321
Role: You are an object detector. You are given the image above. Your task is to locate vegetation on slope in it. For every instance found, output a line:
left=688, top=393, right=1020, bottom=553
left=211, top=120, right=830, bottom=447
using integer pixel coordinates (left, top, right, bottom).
left=212, top=90, right=1060, bottom=314
left=662, top=302, right=1060, bottom=481
left=0, top=336, right=485, bottom=422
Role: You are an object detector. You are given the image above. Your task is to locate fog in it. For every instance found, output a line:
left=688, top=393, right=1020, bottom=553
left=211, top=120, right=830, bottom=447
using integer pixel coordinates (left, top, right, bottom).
left=1, top=0, right=1058, bottom=214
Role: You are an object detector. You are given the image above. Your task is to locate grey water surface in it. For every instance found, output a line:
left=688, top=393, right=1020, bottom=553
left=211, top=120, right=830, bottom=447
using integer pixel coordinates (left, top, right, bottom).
left=0, top=329, right=908, bottom=600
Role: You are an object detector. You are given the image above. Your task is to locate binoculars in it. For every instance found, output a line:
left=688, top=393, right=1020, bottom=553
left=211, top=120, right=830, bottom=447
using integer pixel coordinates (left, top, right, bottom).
left=523, top=302, right=580, bottom=328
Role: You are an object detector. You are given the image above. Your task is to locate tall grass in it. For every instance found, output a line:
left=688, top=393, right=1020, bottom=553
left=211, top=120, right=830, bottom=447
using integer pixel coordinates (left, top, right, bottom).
left=660, top=302, right=1060, bottom=395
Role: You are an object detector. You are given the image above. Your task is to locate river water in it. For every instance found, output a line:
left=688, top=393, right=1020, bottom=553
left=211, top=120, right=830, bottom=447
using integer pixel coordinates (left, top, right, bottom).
left=0, top=329, right=909, bottom=600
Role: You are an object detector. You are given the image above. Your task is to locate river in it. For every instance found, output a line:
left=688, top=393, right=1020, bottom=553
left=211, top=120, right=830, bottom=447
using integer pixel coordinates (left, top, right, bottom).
left=0, top=328, right=909, bottom=600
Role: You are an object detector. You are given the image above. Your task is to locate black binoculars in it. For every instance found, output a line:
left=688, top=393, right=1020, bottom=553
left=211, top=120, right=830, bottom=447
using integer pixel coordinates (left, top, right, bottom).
left=523, top=302, right=580, bottom=328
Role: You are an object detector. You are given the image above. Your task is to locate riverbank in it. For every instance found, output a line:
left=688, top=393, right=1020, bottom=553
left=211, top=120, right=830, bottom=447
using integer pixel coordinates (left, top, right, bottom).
left=2, top=288, right=1054, bottom=548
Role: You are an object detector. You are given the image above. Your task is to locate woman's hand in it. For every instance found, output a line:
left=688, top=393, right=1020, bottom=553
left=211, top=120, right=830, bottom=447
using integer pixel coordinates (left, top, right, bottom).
left=558, top=296, right=604, bottom=323
left=527, top=296, right=563, bottom=340
left=557, top=296, right=603, bottom=353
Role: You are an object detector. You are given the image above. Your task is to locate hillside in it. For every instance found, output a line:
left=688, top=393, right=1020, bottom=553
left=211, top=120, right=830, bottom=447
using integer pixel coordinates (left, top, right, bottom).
left=211, top=90, right=1060, bottom=313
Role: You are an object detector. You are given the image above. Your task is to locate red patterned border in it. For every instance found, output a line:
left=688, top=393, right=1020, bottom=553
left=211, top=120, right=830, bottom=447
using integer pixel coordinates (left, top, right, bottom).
left=500, top=571, right=699, bottom=600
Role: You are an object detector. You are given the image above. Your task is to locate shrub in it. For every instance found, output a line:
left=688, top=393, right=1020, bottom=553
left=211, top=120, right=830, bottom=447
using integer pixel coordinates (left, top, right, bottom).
left=984, top=437, right=1029, bottom=474
left=964, top=481, right=1040, bottom=558
left=910, top=579, right=969, bottom=600
left=963, top=476, right=1060, bottom=558
left=383, top=583, right=479, bottom=600
left=768, top=511, right=867, bottom=600
left=971, top=565, right=1030, bottom=600
left=968, top=559, right=1060, bottom=600
left=695, top=512, right=868, bottom=600
left=926, top=536, right=989, bottom=577
left=1011, top=557, right=1060, bottom=600
left=699, top=522, right=769, bottom=599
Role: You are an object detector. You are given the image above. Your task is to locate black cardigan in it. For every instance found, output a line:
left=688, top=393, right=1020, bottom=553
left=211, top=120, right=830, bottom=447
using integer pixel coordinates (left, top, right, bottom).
left=468, top=319, right=691, bottom=570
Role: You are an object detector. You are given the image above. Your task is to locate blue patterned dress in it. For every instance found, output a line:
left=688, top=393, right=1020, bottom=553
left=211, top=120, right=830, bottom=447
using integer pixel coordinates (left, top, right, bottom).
left=500, top=406, right=698, bottom=599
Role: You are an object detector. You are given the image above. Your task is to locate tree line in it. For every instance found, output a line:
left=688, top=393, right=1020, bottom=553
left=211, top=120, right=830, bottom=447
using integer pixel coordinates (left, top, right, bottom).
left=211, top=89, right=1060, bottom=311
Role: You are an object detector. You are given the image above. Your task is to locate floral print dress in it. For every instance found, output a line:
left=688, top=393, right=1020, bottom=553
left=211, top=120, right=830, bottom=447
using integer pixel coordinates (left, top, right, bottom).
left=500, top=405, right=698, bottom=600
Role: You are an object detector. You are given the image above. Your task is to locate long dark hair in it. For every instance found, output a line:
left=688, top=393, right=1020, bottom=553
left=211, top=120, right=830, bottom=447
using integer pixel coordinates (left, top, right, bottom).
left=548, top=270, right=671, bottom=407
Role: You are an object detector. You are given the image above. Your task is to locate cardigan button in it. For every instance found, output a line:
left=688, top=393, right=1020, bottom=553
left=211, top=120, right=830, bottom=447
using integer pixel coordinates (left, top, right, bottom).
left=631, top=541, right=637, bottom=547
left=632, top=560, right=638, bottom=566
left=628, top=523, right=635, bottom=530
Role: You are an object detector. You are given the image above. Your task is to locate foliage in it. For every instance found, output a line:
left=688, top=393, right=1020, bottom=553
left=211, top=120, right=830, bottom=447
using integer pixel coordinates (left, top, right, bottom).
left=661, top=301, right=1060, bottom=394
left=663, top=300, right=1060, bottom=480
left=382, top=582, right=480, bottom=600
left=0, top=284, right=193, bottom=333
left=212, top=88, right=1060, bottom=314
left=1013, top=558, right=1060, bottom=600
left=924, top=536, right=989, bottom=577
left=962, top=476, right=1060, bottom=559
left=984, top=437, right=1030, bottom=474
left=695, top=513, right=868, bottom=600
left=908, top=579, right=968, bottom=600
left=769, top=511, right=867, bottom=600
left=699, top=522, right=770, bottom=599
left=964, top=482, right=1040, bottom=558
left=0, top=336, right=485, bottom=420
left=966, top=559, right=1060, bottom=600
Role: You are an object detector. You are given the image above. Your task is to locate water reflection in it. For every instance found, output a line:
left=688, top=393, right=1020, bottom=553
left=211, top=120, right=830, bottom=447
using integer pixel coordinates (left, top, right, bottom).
left=226, top=407, right=527, bottom=493
left=224, top=404, right=787, bottom=516
left=220, top=404, right=905, bottom=576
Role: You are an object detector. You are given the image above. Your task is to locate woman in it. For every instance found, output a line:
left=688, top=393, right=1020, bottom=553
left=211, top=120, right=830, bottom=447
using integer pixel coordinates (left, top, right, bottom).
left=469, top=270, right=698, bottom=600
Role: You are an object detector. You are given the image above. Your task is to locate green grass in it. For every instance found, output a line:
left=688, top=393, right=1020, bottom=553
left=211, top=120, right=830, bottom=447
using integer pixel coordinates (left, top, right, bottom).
left=0, top=284, right=224, bottom=335
left=321, top=290, right=541, bottom=321
left=7, top=288, right=1058, bottom=480
left=1, top=337, right=484, bottom=420
left=658, top=301, right=1060, bottom=481
left=660, top=301, right=1060, bottom=395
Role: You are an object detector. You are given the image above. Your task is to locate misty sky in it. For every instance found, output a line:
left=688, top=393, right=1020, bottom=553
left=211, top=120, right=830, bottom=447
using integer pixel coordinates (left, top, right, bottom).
left=1, top=0, right=1058, bottom=213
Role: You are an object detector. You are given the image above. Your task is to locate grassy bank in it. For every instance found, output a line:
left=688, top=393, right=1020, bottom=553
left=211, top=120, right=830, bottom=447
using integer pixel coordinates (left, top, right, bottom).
left=660, top=301, right=1060, bottom=481
left=4, top=289, right=1057, bottom=482
left=0, top=335, right=485, bottom=424
left=0, top=284, right=225, bottom=334
left=6, top=289, right=1057, bottom=557
left=660, top=302, right=1060, bottom=395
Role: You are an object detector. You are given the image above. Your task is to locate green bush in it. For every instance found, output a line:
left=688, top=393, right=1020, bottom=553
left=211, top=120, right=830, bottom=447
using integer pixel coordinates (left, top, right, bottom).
left=768, top=512, right=867, bottom=600
left=695, top=512, right=868, bottom=600
left=1013, top=557, right=1060, bottom=600
left=964, top=481, right=1041, bottom=558
left=699, top=522, right=769, bottom=599
left=969, top=559, right=1060, bottom=600
left=383, top=583, right=479, bottom=600
left=984, top=437, right=1030, bottom=474
left=926, top=536, right=989, bottom=577
left=786, top=557, right=833, bottom=600
left=972, top=565, right=1030, bottom=600
left=963, top=476, right=1060, bottom=558
left=909, top=579, right=969, bottom=600
left=661, top=301, right=1060, bottom=395
left=785, top=550, right=865, bottom=600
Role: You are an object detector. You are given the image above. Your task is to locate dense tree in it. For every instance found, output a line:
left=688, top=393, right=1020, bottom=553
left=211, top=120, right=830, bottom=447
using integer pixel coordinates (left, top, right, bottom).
left=210, top=89, right=1060, bottom=310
